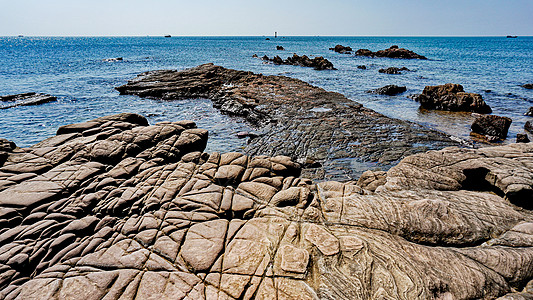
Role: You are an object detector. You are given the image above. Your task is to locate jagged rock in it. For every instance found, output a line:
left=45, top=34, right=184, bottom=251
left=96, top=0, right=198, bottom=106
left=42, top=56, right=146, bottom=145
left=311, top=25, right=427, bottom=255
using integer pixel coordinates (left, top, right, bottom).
left=522, top=84, right=533, bottom=89
left=357, top=65, right=367, bottom=70
left=116, top=64, right=459, bottom=180
left=378, top=67, right=410, bottom=74
left=356, top=45, right=427, bottom=59
left=526, top=107, right=533, bottom=116
left=526, top=121, right=533, bottom=133
left=471, top=114, right=512, bottom=141
left=367, top=85, right=407, bottom=96
left=412, top=83, right=492, bottom=113
left=517, top=133, right=530, bottom=143
left=0, top=93, right=57, bottom=109
left=0, top=114, right=532, bottom=299
left=103, top=57, right=123, bottom=62
left=276, top=45, right=284, bottom=50
left=329, top=45, right=352, bottom=54
left=262, top=54, right=336, bottom=70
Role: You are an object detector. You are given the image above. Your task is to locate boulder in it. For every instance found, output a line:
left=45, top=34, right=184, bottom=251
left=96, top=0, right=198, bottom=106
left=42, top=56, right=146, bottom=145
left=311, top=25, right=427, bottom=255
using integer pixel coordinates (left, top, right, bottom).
left=357, top=65, right=367, bottom=70
left=356, top=45, right=427, bottom=59
left=367, top=85, right=407, bottom=96
left=378, top=67, right=410, bottom=74
left=522, top=84, right=533, bottom=89
left=526, top=107, right=533, bottom=116
left=412, top=83, right=492, bottom=113
left=517, top=133, right=530, bottom=143
left=471, top=114, right=512, bottom=141
left=276, top=45, right=284, bottom=50
left=262, top=54, right=336, bottom=70
left=525, top=121, right=533, bottom=133
left=0, top=93, right=57, bottom=109
left=329, top=44, right=353, bottom=54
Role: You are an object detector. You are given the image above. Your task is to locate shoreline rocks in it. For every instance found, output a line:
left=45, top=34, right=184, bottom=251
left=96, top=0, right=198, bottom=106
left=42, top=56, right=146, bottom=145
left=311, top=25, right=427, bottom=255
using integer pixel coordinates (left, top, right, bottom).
left=116, top=63, right=460, bottom=180
left=412, top=83, right=492, bottom=113
left=0, top=93, right=57, bottom=109
left=471, top=114, right=512, bottom=141
left=329, top=44, right=353, bottom=54
left=356, top=45, right=428, bottom=59
left=262, top=54, right=336, bottom=70
left=0, top=113, right=532, bottom=299
left=367, top=85, right=407, bottom=95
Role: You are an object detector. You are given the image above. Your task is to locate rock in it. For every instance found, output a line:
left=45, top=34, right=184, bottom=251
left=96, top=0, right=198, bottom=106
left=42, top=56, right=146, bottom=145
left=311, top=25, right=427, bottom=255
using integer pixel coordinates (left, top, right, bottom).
left=329, top=44, right=352, bottom=54
left=236, top=131, right=258, bottom=139
left=526, top=121, right=533, bottom=133
left=0, top=116, right=532, bottom=299
left=526, top=107, right=533, bottom=116
left=412, top=83, right=492, bottom=113
left=367, top=85, right=407, bottom=96
left=522, top=84, right=533, bottom=89
left=252, top=54, right=258, bottom=58
left=357, top=65, right=367, bottom=70
left=276, top=45, right=284, bottom=50
left=517, top=133, right=530, bottom=143
left=103, top=57, right=123, bottom=62
left=0, top=93, right=57, bottom=109
left=378, top=67, right=410, bottom=74
left=262, top=54, right=336, bottom=70
left=356, top=45, right=427, bottom=59
left=116, top=64, right=459, bottom=180
left=265, top=38, right=270, bottom=40
left=471, top=114, right=512, bottom=141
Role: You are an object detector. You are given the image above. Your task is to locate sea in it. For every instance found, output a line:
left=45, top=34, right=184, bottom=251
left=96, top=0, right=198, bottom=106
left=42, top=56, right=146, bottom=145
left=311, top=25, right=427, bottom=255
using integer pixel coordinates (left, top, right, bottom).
left=1, top=36, right=532, bottom=153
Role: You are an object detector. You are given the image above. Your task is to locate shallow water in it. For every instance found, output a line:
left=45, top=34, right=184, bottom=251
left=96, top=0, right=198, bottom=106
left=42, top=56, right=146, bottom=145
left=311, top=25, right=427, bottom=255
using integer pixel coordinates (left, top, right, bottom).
left=1, top=36, right=532, bottom=151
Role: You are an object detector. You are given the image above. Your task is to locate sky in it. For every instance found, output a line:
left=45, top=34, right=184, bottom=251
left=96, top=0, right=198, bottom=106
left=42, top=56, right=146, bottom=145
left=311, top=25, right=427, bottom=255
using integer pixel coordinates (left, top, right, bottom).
left=1, top=0, right=532, bottom=36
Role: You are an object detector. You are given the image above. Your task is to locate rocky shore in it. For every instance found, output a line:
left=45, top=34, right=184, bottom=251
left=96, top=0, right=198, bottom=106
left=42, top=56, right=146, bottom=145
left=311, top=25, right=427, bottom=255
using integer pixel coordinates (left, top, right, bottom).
left=0, top=113, right=532, bottom=299
left=116, top=63, right=460, bottom=180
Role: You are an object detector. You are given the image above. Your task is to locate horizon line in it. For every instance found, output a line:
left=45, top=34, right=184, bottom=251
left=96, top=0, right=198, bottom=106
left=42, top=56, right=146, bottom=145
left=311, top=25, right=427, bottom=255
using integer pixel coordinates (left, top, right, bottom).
left=2, top=34, right=533, bottom=38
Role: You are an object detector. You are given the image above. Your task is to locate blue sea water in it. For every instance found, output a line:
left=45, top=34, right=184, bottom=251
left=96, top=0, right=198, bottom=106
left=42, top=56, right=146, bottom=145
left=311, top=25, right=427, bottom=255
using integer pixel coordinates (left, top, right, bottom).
left=1, top=36, right=532, bottom=152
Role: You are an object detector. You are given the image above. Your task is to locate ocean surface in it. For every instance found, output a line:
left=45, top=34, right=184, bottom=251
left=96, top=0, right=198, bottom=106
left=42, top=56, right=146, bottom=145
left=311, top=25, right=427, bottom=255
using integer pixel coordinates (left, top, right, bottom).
left=1, top=36, right=532, bottom=153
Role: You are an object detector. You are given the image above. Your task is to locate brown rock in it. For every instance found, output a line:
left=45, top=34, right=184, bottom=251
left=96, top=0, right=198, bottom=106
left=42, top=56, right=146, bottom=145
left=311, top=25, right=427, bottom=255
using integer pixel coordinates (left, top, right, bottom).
left=471, top=114, right=512, bottom=141
left=329, top=44, right=353, bottom=54
left=413, top=83, right=492, bottom=113
left=517, top=133, right=530, bottom=143
left=356, top=45, right=427, bottom=59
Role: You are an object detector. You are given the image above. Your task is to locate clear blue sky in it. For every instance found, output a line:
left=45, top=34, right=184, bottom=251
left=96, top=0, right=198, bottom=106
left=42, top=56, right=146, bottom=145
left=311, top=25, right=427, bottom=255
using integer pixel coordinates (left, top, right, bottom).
left=1, top=0, right=532, bottom=36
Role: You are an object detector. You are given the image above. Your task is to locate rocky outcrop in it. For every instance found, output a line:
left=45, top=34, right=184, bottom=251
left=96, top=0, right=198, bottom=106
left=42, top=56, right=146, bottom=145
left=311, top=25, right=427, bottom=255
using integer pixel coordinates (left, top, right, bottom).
left=0, top=114, right=532, bottom=299
left=412, top=83, right=492, bottom=113
left=329, top=45, right=352, bottom=54
left=526, top=107, right=533, bottom=116
left=367, top=85, right=407, bottom=96
left=116, top=63, right=459, bottom=180
left=378, top=67, right=410, bottom=74
left=357, top=65, right=367, bottom=70
left=355, top=45, right=428, bottom=59
left=517, top=133, right=530, bottom=143
left=276, top=45, right=284, bottom=50
left=522, top=84, right=533, bottom=89
left=526, top=121, right=533, bottom=133
left=0, top=93, right=57, bottom=109
left=262, top=54, right=336, bottom=70
left=471, top=114, right=512, bottom=141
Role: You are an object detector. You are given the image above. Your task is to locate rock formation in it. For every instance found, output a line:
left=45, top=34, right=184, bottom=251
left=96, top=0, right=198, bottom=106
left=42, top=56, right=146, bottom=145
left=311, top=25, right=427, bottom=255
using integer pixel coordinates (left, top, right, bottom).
left=412, top=83, right=492, bottom=113
left=526, top=121, right=533, bottom=133
left=367, top=85, right=407, bottom=96
left=116, top=63, right=459, bottom=180
left=517, top=133, right=530, bottom=143
left=357, top=65, right=367, bottom=70
left=0, top=93, right=57, bottom=109
left=471, top=114, right=512, bottom=141
left=355, top=45, right=427, bottom=59
left=276, top=46, right=284, bottom=51
left=522, top=84, right=533, bottom=89
left=378, top=67, right=410, bottom=74
left=261, top=54, right=335, bottom=70
left=0, top=113, right=532, bottom=299
left=526, top=107, right=533, bottom=116
left=329, top=45, right=352, bottom=54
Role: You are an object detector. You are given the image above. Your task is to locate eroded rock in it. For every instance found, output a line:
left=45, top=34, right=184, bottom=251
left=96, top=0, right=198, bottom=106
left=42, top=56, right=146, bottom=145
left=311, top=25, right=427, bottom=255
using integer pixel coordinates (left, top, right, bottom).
left=378, top=67, right=410, bottom=74
left=0, top=93, right=57, bottom=109
left=329, top=45, right=353, bottom=54
left=367, top=85, right=407, bottom=96
left=471, top=114, right=512, bottom=141
left=355, top=45, right=428, bottom=59
left=262, top=54, right=336, bottom=70
left=413, top=83, right=492, bottom=113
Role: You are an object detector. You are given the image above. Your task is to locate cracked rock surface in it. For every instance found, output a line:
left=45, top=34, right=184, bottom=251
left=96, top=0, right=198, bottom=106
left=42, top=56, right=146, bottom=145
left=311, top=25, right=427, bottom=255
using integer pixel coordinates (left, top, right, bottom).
left=116, top=63, right=459, bottom=180
left=1, top=113, right=533, bottom=299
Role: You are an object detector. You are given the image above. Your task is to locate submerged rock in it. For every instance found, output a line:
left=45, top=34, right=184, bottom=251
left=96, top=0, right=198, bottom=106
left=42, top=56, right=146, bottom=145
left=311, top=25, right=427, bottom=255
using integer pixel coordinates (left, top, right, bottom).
left=522, top=83, right=533, bottom=89
left=116, top=64, right=460, bottom=180
left=262, top=54, right=336, bottom=70
left=0, top=93, right=57, bottom=109
left=357, top=65, right=367, bottom=70
left=367, top=85, right=407, bottom=95
left=378, top=66, right=410, bottom=74
left=356, top=45, right=428, bottom=59
left=412, top=83, right=492, bottom=113
left=471, top=114, right=512, bottom=141
left=329, top=44, right=353, bottom=54
left=0, top=113, right=532, bottom=299
left=103, top=57, right=123, bottom=62
left=526, top=106, right=533, bottom=116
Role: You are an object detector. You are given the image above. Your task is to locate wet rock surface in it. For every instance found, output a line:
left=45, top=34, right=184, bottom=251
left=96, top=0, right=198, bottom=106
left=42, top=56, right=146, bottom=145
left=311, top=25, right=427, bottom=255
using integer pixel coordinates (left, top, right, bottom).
left=261, top=54, right=336, bottom=70
left=378, top=67, right=410, bottom=74
left=329, top=45, right=353, bottom=54
left=522, top=84, right=533, bottom=89
left=517, top=133, right=530, bottom=143
left=0, top=113, right=532, bottom=299
left=367, top=85, right=407, bottom=96
left=0, top=93, right=57, bottom=109
left=526, top=107, right=533, bottom=116
left=413, top=83, right=493, bottom=113
left=355, top=45, right=428, bottom=59
left=116, top=63, right=460, bottom=180
left=471, top=114, right=512, bottom=141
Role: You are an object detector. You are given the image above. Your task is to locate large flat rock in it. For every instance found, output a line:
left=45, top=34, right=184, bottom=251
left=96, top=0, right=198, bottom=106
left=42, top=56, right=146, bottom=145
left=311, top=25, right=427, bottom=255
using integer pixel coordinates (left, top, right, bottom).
left=116, top=63, right=460, bottom=180
left=0, top=113, right=532, bottom=299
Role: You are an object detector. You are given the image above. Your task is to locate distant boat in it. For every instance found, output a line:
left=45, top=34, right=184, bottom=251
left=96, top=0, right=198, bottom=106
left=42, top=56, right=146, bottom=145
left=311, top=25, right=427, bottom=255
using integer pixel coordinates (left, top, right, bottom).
left=164, top=35, right=171, bottom=38
left=507, top=35, right=518, bottom=38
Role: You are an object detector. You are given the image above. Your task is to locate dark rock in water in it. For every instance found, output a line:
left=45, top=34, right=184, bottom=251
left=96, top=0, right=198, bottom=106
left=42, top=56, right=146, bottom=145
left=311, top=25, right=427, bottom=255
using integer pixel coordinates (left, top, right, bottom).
left=252, top=54, right=258, bottom=58
left=517, top=133, right=530, bottom=143
left=0, top=92, right=57, bottom=109
left=471, top=114, right=512, bottom=141
left=276, top=45, right=284, bottom=50
left=525, top=121, right=533, bottom=133
left=378, top=67, right=410, bottom=74
left=357, top=65, right=367, bottom=70
left=265, top=37, right=270, bottom=40
left=522, top=83, right=533, bottom=89
left=103, top=57, right=123, bottom=62
left=0, top=138, right=16, bottom=152
left=116, top=63, right=460, bottom=180
left=262, top=54, right=336, bottom=70
left=367, top=85, right=407, bottom=96
left=484, top=90, right=492, bottom=93
left=236, top=131, right=259, bottom=139
left=356, top=45, right=427, bottom=59
left=0, top=114, right=532, bottom=299
left=412, top=83, right=492, bottom=113
left=329, top=44, right=353, bottom=54
left=526, top=107, right=533, bottom=116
